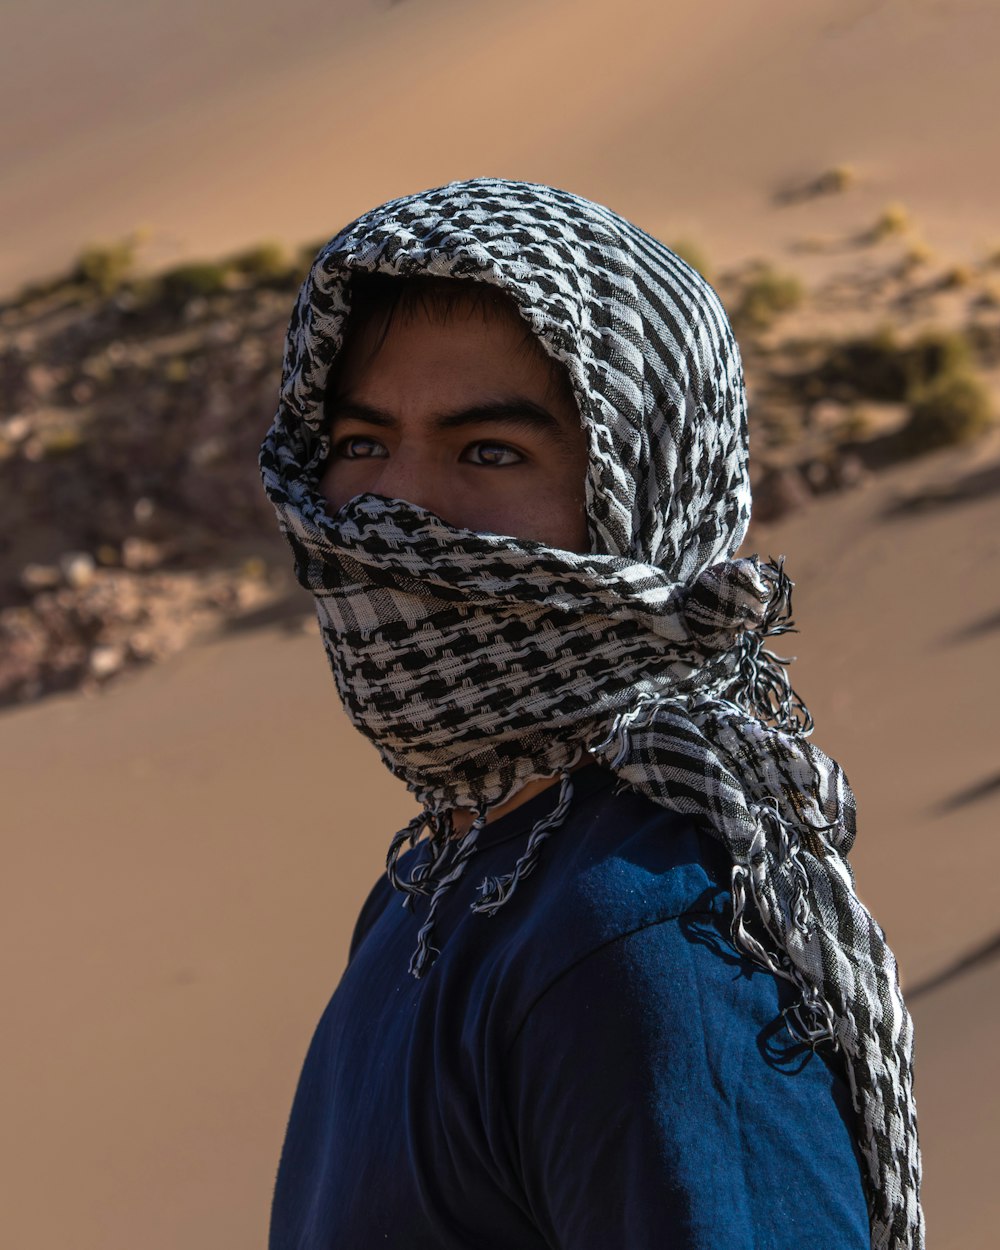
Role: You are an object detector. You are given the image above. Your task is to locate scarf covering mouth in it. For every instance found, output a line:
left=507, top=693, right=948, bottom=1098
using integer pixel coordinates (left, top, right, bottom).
left=259, top=178, right=923, bottom=1249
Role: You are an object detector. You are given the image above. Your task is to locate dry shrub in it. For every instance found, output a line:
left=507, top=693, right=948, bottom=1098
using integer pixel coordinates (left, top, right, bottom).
left=667, top=239, right=712, bottom=281
left=837, top=405, right=878, bottom=442
left=901, top=370, right=993, bottom=452
left=228, top=242, right=295, bottom=284
left=775, top=165, right=856, bottom=206
left=159, top=262, right=231, bottom=306
left=939, top=264, right=975, bottom=290
left=73, top=238, right=138, bottom=296
left=902, top=239, right=933, bottom=270
left=973, top=283, right=1000, bottom=310
left=872, top=202, right=911, bottom=240
left=735, top=263, right=804, bottom=330
left=814, top=165, right=856, bottom=195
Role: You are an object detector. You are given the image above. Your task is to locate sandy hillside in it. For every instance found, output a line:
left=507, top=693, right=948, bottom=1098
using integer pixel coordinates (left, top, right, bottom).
left=1, top=616, right=416, bottom=1250
left=3, top=437, right=999, bottom=1250
left=3, top=0, right=1000, bottom=293
left=751, top=432, right=1000, bottom=987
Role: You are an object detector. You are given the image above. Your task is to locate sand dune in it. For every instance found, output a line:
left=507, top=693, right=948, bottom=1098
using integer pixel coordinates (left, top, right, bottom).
left=4, top=0, right=1000, bottom=293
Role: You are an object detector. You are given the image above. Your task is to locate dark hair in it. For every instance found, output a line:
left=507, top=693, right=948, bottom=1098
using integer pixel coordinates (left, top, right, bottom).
left=323, top=273, right=573, bottom=414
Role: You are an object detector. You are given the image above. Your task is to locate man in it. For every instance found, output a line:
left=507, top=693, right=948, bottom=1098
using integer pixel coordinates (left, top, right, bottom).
left=260, top=179, right=923, bottom=1249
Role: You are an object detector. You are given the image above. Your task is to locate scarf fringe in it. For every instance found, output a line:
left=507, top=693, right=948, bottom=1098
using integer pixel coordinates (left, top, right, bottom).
left=726, top=558, right=814, bottom=734
left=594, top=697, right=921, bottom=1249
left=472, top=772, right=575, bottom=917
left=408, top=812, right=487, bottom=978
left=733, top=799, right=840, bottom=1047
left=391, top=770, right=577, bottom=978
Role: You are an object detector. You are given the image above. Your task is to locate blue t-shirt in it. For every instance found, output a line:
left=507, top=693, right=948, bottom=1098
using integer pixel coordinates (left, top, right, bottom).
left=270, top=765, right=869, bottom=1249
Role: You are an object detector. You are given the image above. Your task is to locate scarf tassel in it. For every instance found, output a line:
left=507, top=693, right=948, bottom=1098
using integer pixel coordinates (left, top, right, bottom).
left=733, top=800, right=840, bottom=1047
left=391, top=770, right=577, bottom=978
left=472, top=771, right=575, bottom=917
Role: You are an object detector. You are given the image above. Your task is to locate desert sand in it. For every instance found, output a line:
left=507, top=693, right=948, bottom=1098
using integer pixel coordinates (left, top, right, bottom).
left=3, top=0, right=999, bottom=1247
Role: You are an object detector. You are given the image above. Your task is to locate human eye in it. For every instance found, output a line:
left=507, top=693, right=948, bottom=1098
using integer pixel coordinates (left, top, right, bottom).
left=461, top=441, right=524, bottom=467
left=332, top=434, right=388, bottom=459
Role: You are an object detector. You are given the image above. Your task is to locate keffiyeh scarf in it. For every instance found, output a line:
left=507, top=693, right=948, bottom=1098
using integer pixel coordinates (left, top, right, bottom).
left=260, top=178, right=923, bottom=1249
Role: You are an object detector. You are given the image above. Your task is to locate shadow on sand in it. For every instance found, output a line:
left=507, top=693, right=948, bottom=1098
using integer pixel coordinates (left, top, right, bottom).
left=883, top=461, right=1000, bottom=519
left=217, top=589, right=313, bottom=638
left=908, top=931, right=1000, bottom=1002
left=934, top=771, right=1000, bottom=815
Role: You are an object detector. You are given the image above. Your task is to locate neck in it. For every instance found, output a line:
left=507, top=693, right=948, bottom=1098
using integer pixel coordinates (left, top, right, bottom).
left=450, top=764, right=587, bottom=836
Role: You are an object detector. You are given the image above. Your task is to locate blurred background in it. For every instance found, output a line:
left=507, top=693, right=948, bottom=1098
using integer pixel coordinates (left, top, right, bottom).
left=2, top=1, right=998, bottom=1246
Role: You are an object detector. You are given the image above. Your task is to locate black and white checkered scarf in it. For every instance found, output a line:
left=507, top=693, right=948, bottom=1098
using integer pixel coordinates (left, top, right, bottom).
left=260, top=178, right=923, bottom=1249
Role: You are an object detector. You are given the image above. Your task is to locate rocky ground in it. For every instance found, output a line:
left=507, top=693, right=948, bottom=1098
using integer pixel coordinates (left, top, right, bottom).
left=2, top=228, right=998, bottom=708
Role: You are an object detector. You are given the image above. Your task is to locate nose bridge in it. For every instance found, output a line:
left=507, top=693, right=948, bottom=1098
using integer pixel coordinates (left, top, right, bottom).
left=373, top=443, right=447, bottom=515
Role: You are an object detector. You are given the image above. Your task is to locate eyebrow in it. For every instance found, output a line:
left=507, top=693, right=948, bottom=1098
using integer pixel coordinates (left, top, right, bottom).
left=327, top=397, right=571, bottom=441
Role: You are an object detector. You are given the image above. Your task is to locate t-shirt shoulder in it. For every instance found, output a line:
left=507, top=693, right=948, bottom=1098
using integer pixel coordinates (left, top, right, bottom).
left=495, top=774, right=734, bottom=978
left=346, top=769, right=737, bottom=1031
left=502, top=904, right=870, bottom=1249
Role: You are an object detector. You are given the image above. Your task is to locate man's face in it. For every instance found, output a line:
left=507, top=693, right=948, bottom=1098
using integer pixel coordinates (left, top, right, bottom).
left=322, top=301, right=591, bottom=552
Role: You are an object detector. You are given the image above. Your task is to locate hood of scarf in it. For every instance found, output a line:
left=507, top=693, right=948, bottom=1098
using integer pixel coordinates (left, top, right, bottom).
left=260, top=177, right=759, bottom=808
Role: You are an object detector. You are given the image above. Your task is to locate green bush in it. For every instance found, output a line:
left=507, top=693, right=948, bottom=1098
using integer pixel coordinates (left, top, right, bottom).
left=831, top=324, right=907, bottom=400
left=814, top=326, right=976, bottom=404
left=907, top=328, right=972, bottom=388
left=38, top=426, right=85, bottom=456
left=901, top=369, right=993, bottom=452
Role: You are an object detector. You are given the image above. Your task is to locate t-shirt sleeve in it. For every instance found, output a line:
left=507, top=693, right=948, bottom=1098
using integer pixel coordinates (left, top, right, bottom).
left=502, top=908, right=871, bottom=1250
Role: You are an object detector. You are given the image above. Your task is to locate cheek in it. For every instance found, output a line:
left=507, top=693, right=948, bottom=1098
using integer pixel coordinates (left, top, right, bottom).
left=513, top=453, right=590, bottom=551
left=320, top=466, right=347, bottom=510
left=557, top=446, right=592, bottom=553
left=486, top=478, right=590, bottom=553
left=556, top=493, right=592, bottom=554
